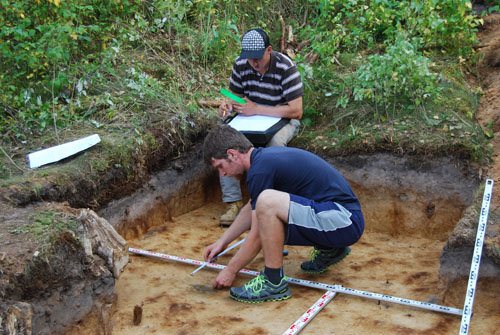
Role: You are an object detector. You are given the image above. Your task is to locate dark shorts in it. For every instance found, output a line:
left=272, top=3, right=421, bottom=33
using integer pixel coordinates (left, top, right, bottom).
left=286, top=194, right=364, bottom=249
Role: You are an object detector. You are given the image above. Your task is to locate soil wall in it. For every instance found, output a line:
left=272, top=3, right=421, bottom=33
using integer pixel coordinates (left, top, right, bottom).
left=1, top=151, right=493, bottom=335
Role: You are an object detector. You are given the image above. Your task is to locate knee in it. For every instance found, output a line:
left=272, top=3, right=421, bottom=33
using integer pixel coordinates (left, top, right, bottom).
left=255, top=189, right=278, bottom=214
left=266, top=135, right=287, bottom=147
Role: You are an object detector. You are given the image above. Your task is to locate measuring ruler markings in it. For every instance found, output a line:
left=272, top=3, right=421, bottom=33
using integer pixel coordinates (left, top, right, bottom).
left=129, top=248, right=463, bottom=316
left=283, top=291, right=337, bottom=335
left=459, top=179, right=494, bottom=335
left=288, top=277, right=462, bottom=315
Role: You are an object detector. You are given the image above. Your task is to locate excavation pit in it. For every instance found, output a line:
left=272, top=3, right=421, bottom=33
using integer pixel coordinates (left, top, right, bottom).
left=70, top=152, right=499, bottom=335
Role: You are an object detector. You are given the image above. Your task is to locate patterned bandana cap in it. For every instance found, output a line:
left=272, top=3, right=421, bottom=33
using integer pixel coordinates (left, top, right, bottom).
left=240, top=29, right=269, bottom=59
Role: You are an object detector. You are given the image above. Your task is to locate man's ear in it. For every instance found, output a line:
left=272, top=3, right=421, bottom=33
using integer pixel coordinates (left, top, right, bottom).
left=226, top=148, right=238, bottom=160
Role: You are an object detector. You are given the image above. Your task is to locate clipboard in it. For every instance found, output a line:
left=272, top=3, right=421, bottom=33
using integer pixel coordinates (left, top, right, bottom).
left=224, top=114, right=289, bottom=146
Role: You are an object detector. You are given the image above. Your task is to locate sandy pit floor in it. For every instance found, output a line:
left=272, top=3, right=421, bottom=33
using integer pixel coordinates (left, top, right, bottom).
left=110, top=201, right=500, bottom=335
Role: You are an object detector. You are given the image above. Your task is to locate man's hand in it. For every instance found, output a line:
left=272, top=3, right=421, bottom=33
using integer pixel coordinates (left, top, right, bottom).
left=218, top=101, right=233, bottom=117
left=204, top=242, right=237, bottom=288
left=232, top=98, right=259, bottom=116
left=213, top=267, right=237, bottom=288
left=203, top=240, right=226, bottom=263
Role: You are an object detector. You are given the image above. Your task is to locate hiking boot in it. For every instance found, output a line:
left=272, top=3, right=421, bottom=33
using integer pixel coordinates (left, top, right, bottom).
left=229, top=272, right=291, bottom=303
left=220, top=200, right=244, bottom=226
left=300, top=246, right=351, bottom=274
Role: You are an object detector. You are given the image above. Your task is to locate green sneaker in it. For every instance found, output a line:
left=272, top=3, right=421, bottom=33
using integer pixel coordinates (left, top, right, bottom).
left=300, top=246, right=351, bottom=274
left=229, top=272, right=291, bottom=303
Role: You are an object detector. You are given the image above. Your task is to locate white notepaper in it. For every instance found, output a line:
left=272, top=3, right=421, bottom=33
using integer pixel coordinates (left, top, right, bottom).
left=28, top=134, right=101, bottom=168
left=228, top=114, right=281, bottom=132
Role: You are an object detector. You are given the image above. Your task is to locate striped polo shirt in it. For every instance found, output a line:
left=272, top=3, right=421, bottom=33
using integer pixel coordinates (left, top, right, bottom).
left=229, top=51, right=304, bottom=107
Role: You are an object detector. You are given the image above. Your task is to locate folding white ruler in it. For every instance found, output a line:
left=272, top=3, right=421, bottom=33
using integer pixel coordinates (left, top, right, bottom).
left=129, top=248, right=463, bottom=315
left=459, top=178, right=494, bottom=334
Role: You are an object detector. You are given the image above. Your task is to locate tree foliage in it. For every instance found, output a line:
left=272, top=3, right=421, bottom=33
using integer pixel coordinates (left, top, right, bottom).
left=0, top=0, right=492, bottom=144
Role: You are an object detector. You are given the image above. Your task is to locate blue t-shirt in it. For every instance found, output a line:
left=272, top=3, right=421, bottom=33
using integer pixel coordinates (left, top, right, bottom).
left=247, top=147, right=361, bottom=211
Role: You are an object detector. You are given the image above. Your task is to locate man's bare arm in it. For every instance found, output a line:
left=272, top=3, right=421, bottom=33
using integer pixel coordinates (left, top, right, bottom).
left=212, top=209, right=262, bottom=288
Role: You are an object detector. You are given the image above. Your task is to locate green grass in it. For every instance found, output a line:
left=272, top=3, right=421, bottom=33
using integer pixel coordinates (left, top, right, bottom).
left=10, top=210, right=78, bottom=254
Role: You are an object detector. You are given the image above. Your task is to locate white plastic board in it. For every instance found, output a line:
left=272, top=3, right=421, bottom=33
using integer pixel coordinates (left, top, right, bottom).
left=28, top=134, right=101, bottom=168
left=228, top=114, right=282, bottom=132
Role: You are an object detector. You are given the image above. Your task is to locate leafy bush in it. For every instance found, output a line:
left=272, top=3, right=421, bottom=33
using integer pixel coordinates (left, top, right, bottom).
left=0, top=0, right=141, bottom=137
left=299, top=0, right=481, bottom=58
left=0, top=0, right=252, bottom=140
left=0, top=0, right=140, bottom=94
left=351, top=34, right=440, bottom=117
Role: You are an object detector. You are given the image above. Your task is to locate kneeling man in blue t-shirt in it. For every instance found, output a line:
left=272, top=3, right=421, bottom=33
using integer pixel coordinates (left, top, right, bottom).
left=203, top=124, right=365, bottom=303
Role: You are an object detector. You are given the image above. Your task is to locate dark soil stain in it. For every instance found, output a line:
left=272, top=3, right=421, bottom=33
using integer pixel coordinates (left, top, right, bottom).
left=424, top=316, right=455, bottom=335
left=144, top=225, right=168, bottom=239
left=274, top=302, right=285, bottom=310
left=412, top=286, right=432, bottom=293
left=404, top=271, right=430, bottom=285
left=291, top=286, right=311, bottom=299
left=357, top=240, right=373, bottom=246
left=366, top=257, right=385, bottom=266
left=171, top=237, right=182, bottom=245
left=250, top=327, right=268, bottom=334
left=169, top=303, right=193, bottom=313
left=126, top=265, right=139, bottom=273
left=419, top=259, right=437, bottom=267
left=190, top=245, right=202, bottom=254
left=292, top=290, right=304, bottom=299
left=133, top=304, right=143, bottom=325
left=191, top=284, right=216, bottom=295
left=145, top=292, right=169, bottom=303
left=150, top=276, right=162, bottom=283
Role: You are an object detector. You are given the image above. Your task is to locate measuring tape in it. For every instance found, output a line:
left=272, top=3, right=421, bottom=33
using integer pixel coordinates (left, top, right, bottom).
left=129, top=248, right=463, bottom=316
left=459, top=179, right=494, bottom=335
left=287, top=277, right=463, bottom=315
left=283, top=291, right=337, bottom=335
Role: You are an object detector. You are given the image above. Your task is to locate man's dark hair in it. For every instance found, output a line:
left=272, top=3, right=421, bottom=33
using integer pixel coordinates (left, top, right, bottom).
left=203, top=125, right=253, bottom=165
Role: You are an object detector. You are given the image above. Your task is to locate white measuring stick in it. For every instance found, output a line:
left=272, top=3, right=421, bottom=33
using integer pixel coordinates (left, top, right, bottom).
left=283, top=291, right=337, bottom=335
left=129, top=247, right=463, bottom=315
left=326, top=282, right=462, bottom=315
left=190, top=238, right=245, bottom=276
left=129, top=247, right=260, bottom=276
left=459, top=179, right=494, bottom=335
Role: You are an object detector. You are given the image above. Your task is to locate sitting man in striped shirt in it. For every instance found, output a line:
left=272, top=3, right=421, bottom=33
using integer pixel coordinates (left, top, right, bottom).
left=218, top=28, right=304, bottom=226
